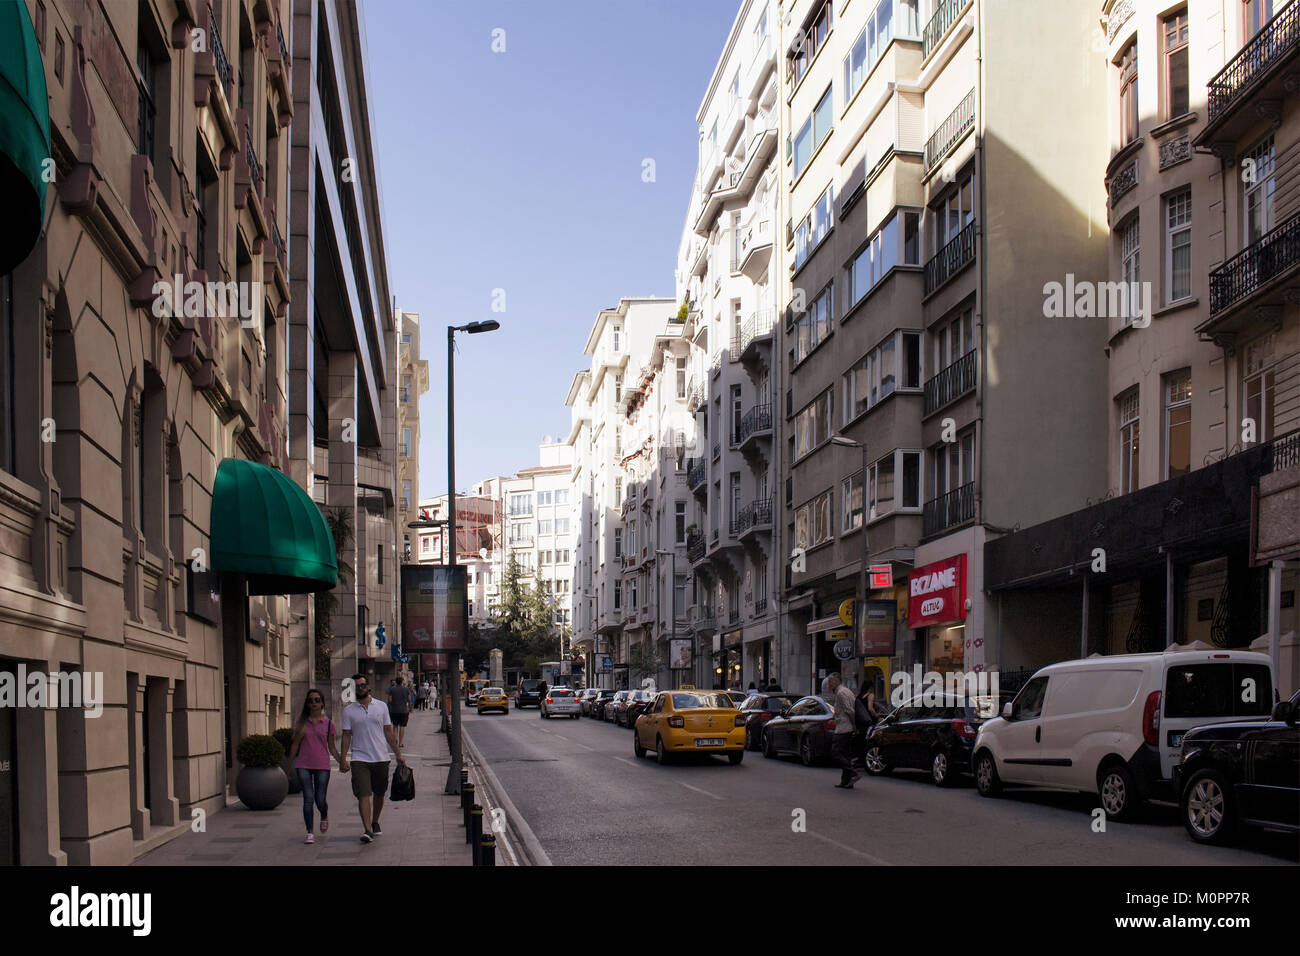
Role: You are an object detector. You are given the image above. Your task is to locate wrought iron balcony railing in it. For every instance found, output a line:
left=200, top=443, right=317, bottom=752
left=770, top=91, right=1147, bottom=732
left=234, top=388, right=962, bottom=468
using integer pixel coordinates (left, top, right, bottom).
left=1208, top=210, right=1300, bottom=316
left=687, top=529, right=707, bottom=563
left=924, top=349, right=976, bottom=414
left=923, top=481, right=975, bottom=537
left=925, top=89, right=975, bottom=173
left=245, top=134, right=264, bottom=197
left=735, top=497, right=773, bottom=535
left=210, top=5, right=233, bottom=91
left=1270, top=428, right=1300, bottom=472
left=923, top=0, right=972, bottom=59
left=1206, top=1, right=1300, bottom=123
left=739, top=404, right=773, bottom=444
left=687, top=457, right=707, bottom=489
left=924, top=220, right=976, bottom=295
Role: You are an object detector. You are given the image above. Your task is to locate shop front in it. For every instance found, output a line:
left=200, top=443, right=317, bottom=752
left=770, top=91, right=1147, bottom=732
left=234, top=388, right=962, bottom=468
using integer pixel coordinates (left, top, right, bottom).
left=909, top=554, right=969, bottom=678
left=714, top=629, right=743, bottom=690
left=744, top=634, right=773, bottom=690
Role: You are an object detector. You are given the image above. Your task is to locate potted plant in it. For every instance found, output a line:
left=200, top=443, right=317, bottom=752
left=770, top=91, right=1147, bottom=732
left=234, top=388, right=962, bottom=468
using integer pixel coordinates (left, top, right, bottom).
left=235, top=734, right=288, bottom=811
left=272, top=727, right=299, bottom=794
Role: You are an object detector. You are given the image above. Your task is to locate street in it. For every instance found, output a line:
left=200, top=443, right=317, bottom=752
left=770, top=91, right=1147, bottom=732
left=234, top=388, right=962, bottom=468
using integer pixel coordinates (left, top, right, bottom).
left=464, top=707, right=1299, bottom=866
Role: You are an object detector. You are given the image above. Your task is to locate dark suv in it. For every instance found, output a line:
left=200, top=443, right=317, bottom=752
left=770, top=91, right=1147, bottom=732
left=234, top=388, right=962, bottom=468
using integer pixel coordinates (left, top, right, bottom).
left=516, top=679, right=546, bottom=709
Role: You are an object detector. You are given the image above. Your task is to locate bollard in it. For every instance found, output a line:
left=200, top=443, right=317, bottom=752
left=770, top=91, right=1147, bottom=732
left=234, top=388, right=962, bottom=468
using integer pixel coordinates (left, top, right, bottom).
left=460, top=769, right=469, bottom=792
left=461, top=783, right=475, bottom=827
left=469, top=804, right=483, bottom=858
left=479, top=833, right=496, bottom=867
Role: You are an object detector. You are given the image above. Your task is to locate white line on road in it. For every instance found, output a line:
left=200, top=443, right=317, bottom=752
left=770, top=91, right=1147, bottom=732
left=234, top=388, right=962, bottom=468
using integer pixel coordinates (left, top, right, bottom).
left=805, top=829, right=893, bottom=865
left=676, top=782, right=724, bottom=801
left=612, top=757, right=647, bottom=769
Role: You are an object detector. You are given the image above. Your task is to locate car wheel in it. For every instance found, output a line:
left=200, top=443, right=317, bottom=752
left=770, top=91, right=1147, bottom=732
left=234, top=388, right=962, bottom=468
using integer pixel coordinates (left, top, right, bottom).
left=762, top=730, right=776, bottom=759
left=1098, top=763, right=1140, bottom=822
left=656, top=735, right=672, bottom=766
left=931, top=750, right=957, bottom=787
left=863, top=743, right=890, bottom=776
left=799, top=734, right=815, bottom=767
left=1182, top=768, right=1234, bottom=845
left=633, top=730, right=647, bottom=759
left=974, top=750, right=1001, bottom=797
left=728, top=750, right=743, bottom=766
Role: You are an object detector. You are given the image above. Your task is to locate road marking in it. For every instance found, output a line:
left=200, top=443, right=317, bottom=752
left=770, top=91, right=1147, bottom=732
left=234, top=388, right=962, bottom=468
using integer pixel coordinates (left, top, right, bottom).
left=805, top=829, right=893, bottom=865
left=613, top=757, right=647, bottom=769
left=677, top=781, right=724, bottom=801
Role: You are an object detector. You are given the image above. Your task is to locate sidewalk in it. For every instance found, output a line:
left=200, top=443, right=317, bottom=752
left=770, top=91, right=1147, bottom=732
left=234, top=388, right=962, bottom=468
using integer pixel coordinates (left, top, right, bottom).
left=134, top=707, right=472, bottom=866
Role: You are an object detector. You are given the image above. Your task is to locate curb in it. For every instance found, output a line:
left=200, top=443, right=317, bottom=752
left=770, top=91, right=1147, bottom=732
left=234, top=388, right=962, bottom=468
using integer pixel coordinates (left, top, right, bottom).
left=461, top=725, right=552, bottom=867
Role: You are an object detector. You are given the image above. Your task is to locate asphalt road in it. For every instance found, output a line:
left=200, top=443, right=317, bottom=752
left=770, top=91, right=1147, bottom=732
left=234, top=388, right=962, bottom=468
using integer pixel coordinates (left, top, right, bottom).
left=463, top=704, right=1299, bottom=866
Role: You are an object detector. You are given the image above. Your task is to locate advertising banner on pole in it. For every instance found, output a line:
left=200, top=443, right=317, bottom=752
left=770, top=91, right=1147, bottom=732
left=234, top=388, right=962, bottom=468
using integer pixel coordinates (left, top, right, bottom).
left=401, top=564, right=467, bottom=653
left=669, top=639, right=693, bottom=669
left=858, top=599, right=898, bottom=656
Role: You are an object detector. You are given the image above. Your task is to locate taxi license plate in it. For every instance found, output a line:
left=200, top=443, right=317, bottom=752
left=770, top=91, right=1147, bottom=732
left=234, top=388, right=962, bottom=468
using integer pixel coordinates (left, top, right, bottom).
left=696, top=738, right=725, bottom=747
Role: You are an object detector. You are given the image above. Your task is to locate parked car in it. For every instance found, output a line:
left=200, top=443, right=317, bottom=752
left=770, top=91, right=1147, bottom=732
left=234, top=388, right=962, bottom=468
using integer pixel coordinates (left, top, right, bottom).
left=540, top=687, right=581, bottom=719
left=633, top=691, right=745, bottom=765
left=738, top=693, right=799, bottom=750
left=616, top=690, right=656, bottom=727
left=972, top=648, right=1274, bottom=820
left=476, top=687, right=509, bottom=715
left=1176, top=689, right=1299, bottom=845
left=719, top=690, right=748, bottom=707
left=578, top=688, right=601, bottom=715
left=516, top=679, right=545, bottom=709
left=589, top=689, right=619, bottom=720
left=761, top=695, right=836, bottom=766
left=862, top=691, right=1012, bottom=785
left=604, top=691, right=632, bottom=722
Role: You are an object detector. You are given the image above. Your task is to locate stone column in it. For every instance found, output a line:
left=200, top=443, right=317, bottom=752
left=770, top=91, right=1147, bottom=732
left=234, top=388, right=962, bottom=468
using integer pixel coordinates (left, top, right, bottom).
left=126, top=673, right=149, bottom=839
left=15, top=662, right=67, bottom=865
left=148, top=679, right=180, bottom=826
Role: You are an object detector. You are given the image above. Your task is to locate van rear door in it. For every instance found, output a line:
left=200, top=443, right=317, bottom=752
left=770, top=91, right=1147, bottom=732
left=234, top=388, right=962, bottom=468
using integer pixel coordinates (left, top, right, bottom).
left=1163, top=660, right=1273, bottom=779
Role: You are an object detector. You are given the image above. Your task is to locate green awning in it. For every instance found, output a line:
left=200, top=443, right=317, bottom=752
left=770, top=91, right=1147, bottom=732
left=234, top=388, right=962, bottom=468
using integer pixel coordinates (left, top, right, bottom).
left=0, top=0, right=50, bottom=274
left=209, top=458, right=338, bottom=595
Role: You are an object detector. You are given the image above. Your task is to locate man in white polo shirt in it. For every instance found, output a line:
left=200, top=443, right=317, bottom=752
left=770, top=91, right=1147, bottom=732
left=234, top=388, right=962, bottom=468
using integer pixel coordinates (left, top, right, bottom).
left=340, top=673, right=406, bottom=843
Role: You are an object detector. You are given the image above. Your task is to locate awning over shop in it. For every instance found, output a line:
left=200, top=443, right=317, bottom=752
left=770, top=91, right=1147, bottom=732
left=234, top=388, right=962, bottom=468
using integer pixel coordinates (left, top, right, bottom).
left=806, top=615, right=847, bottom=634
left=209, top=457, right=337, bottom=594
left=0, top=0, right=50, bottom=273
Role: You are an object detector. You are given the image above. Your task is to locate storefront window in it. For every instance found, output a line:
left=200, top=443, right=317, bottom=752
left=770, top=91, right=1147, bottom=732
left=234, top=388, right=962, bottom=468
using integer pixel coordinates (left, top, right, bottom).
left=927, top=624, right=965, bottom=674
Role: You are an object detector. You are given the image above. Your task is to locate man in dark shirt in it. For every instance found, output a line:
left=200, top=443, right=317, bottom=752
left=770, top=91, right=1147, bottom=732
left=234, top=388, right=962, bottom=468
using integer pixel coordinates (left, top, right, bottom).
left=387, top=676, right=413, bottom=747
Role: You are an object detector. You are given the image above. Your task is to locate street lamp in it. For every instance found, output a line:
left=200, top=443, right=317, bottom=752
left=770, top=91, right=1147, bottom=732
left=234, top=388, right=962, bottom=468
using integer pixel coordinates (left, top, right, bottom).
left=830, top=435, right=869, bottom=692
left=656, top=548, right=677, bottom=689
left=444, top=319, right=501, bottom=795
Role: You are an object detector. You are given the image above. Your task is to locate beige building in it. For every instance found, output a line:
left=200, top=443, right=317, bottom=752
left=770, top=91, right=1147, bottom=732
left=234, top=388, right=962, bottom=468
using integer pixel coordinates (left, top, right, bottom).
left=397, top=309, right=429, bottom=566
left=987, top=0, right=1300, bottom=696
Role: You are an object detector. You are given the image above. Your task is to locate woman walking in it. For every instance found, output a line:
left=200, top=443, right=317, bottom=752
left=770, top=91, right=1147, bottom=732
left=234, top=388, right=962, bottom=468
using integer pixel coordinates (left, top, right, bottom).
left=287, top=689, right=343, bottom=844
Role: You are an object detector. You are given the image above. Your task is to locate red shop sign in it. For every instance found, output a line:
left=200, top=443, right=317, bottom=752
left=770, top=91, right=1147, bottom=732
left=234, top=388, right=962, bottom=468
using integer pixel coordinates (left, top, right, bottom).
left=908, top=554, right=967, bottom=628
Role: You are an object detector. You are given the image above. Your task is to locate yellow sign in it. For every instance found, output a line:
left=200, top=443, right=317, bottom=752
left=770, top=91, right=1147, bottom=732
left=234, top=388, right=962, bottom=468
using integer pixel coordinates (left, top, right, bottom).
left=825, top=628, right=850, bottom=642
left=677, top=684, right=697, bottom=690
left=839, top=599, right=856, bottom=627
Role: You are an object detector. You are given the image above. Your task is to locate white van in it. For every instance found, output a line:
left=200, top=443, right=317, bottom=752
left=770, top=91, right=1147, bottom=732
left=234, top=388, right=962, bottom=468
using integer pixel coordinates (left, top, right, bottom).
left=971, top=646, right=1274, bottom=820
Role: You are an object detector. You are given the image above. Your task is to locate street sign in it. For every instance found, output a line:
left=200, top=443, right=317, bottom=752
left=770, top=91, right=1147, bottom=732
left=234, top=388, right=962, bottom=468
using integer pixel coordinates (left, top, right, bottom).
left=838, top=599, right=855, bottom=627
left=870, top=565, right=894, bottom=588
left=833, top=639, right=854, bottom=661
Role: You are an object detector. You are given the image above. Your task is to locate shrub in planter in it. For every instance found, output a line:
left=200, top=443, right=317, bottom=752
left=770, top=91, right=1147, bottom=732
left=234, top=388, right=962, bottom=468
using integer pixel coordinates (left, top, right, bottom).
left=235, top=734, right=288, bottom=811
left=271, top=728, right=300, bottom=794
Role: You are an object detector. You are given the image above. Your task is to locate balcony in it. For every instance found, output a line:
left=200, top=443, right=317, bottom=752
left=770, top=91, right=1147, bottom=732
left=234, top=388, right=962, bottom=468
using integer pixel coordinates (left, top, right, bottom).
left=711, top=352, right=723, bottom=378
left=738, top=404, right=773, bottom=451
left=746, top=32, right=775, bottom=101
left=210, top=6, right=234, bottom=92
left=712, top=439, right=721, bottom=460
left=1197, top=2, right=1300, bottom=149
left=690, top=237, right=708, bottom=277
left=923, top=482, right=976, bottom=537
left=735, top=497, right=773, bottom=540
left=739, top=219, right=774, bottom=281
left=925, top=89, right=975, bottom=175
left=690, top=609, right=717, bottom=636
left=1202, top=211, right=1300, bottom=335
left=923, top=0, right=972, bottom=61
left=688, top=383, right=705, bottom=412
left=687, top=529, right=707, bottom=565
left=737, top=309, right=775, bottom=363
left=754, top=596, right=768, bottom=616
left=924, top=220, right=976, bottom=296
left=688, top=457, right=708, bottom=496
left=924, top=349, right=977, bottom=415
left=510, top=535, right=534, bottom=549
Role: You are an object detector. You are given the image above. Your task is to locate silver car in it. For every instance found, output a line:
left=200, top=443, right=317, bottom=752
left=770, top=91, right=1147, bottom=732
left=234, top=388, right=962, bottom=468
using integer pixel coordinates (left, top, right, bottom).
left=540, top=687, right=581, bottom=719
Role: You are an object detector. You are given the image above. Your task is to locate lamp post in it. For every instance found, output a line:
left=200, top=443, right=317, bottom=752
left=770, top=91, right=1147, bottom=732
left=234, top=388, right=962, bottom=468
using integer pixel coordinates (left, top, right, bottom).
left=444, top=320, right=500, bottom=794
left=656, top=549, right=676, bottom=689
left=830, top=435, right=868, bottom=692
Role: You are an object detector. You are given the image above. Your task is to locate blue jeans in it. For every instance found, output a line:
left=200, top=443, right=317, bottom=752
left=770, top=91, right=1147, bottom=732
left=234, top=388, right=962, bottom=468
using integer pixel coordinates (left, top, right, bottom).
left=296, top=768, right=330, bottom=831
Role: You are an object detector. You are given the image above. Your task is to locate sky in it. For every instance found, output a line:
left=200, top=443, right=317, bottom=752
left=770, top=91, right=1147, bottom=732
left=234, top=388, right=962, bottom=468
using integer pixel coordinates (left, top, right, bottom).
left=363, top=0, right=742, bottom=498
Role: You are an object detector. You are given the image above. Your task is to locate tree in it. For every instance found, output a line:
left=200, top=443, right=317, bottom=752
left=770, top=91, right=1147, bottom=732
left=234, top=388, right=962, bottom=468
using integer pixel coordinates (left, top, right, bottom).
left=495, top=553, right=560, bottom=673
left=628, top=638, right=663, bottom=688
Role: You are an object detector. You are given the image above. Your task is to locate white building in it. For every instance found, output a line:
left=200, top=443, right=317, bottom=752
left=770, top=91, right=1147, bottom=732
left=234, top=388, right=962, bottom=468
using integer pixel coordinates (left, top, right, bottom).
left=502, top=441, right=575, bottom=646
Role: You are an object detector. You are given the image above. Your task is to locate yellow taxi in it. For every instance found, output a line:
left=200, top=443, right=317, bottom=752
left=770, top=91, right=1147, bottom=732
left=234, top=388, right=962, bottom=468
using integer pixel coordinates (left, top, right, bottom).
left=633, top=690, right=745, bottom=765
left=476, top=687, right=509, bottom=714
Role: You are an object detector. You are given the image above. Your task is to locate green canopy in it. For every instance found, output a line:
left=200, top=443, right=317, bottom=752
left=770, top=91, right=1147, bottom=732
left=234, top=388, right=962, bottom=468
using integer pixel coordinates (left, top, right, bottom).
left=209, top=458, right=338, bottom=594
left=0, top=0, right=50, bottom=273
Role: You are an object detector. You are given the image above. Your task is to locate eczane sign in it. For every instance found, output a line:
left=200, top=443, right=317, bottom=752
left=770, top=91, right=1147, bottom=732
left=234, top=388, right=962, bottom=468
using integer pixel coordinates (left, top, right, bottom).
left=908, top=554, right=966, bottom=628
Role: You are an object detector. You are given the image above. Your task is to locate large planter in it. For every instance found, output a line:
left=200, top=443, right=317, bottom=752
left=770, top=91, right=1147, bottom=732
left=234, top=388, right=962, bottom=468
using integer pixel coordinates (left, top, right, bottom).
left=236, top=765, right=289, bottom=811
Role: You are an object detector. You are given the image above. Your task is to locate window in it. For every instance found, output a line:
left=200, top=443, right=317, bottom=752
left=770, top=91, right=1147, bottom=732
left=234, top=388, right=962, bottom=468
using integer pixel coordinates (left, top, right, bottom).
left=1118, top=387, right=1140, bottom=493
left=1165, top=188, right=1192, bottom=303
left=1163, top=369, right=1192, bottom=479
left=730, top=473, right=742, bottom=525
left=794, top=389, right=833, bottom=460
left=789, top=1, right=833, bottom=86
left=731, top=386, right=743, bottom=445
left=1243, top=333, right=1281, bottom=442
left=674, top=574, right=688, bottom=615
left=933, top=308, right=973, bottom=374
left=793, top=283, right=834, bottom=364
left=614, top=374, right=622, bottom=403
left=1164, top=10, right=1189, bottom=118
left=795, top=490, right=834, bottom=549
left=848, top=211, right=919, bottom=305
left=1245, top=0, right=1274, bottom=38
left=1120, top=214, right=1140, bottom=325
left=510, top=522, right=532, bottom=543
left=555, top=517, right=569, bottom=534
left=935, top=174, right=975, bottom=249
left=537, top=491, right=552, bottom=507
left=614, top=477, right=622, bottom=506
left=509, top=493, right=532, bottom=516
left=933, top=431, right=975, bottom=500
left=843, top=0, right=918, bottom=103
left=842, top=331, right=922, bottom=422
left=1119, top=42, right=1138, bottom=145
left=841, top=473, right=863, bottom=531
left=793, top=86, right=834, bottom=179
left=794, top=184, right=834, bottom=270
left=754, top=6, right=769, bottom=47
left=554, top=489, right=568, bottom=506
left=538, top=519, right=553, bottom=536
left=401, top=427, right=411, bottom=458
left=675, top=502, right=687, bottom=544
left=376, top=544, right=384, bottom=584
left=136, top=28, right=157, bottom=160
left=421, top=537, right=430, bottom=554
left=612, top=324, right=621, bottom=352
left=1244, top=136, right=1275, bottom=246
left=868, top=449, right=922, bottom=519
left=401, top=480, right=411, bottom=512
left=614, top=528, right=622, bottom=557
left=676, top=357, right=687, bottom=398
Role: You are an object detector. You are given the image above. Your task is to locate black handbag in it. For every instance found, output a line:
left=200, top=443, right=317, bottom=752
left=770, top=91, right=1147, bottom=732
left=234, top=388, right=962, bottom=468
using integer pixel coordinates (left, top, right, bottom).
left=389, top=763, right=415, bottom=802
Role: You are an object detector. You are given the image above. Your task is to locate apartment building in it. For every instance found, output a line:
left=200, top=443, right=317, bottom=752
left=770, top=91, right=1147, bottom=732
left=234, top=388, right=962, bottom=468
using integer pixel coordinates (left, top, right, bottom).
left=502, top=442, right=575, bottom=645
left=677, top=0, right=784, bottom=692
left=567, top=298, right=675, bottom=689
left=987, top=0, right=1300, bottom=695
left=397, top=309, right=430, bottom=564
left=0, top=0, right=333, bottom=864
left=777, top=0, right=1110, bottom=697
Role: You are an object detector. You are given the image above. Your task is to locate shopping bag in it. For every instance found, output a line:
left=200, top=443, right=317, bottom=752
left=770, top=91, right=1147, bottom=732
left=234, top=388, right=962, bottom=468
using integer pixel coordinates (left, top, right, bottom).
left=389, top=763, right=415, bottom=802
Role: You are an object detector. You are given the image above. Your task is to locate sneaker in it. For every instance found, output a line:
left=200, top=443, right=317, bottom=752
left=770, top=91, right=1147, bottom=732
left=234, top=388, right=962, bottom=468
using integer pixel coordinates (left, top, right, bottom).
left=360, top=832, right=373, bottom=844
left=304, top=833, right=315, bottom=844
left=835, top=781, right=854, bottom=789
left=371, top=822, right=382, bottom=835
left=320, top=818, right=328, bottom=832
left=851, top=771, right=864, bottom=783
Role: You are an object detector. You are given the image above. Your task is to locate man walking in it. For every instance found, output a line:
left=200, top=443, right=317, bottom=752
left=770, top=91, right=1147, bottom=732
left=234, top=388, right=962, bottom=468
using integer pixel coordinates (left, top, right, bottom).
left=826, top=673, right=861, bottom=790
left=340, top=674, right=406, bottom=843
left=388, top=675, right=413, bottom=747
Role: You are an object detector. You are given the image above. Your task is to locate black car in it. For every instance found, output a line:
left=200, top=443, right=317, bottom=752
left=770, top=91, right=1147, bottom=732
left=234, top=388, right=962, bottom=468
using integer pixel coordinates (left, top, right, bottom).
left=1176, top=689, right=1300, bottom=845
left=619, top=690, right=656, bottom=727
left=862, top=692, right=1012, bottom=786
left=604, top=690, right=632, bottom=722
left=761, top=695, right=836, bottom=765
left=516, top=679, right=546, bottom=709
left=738, top=693, right=799, bottom=750
left=589, top=689, right=619, bottom=720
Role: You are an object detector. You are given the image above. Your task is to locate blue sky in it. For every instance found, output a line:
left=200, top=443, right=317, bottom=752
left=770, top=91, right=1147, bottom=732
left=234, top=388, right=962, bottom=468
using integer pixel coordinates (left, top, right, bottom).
left=364, top=0, right=741, bottom=497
